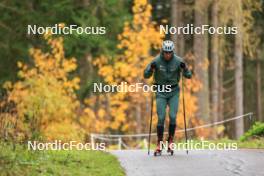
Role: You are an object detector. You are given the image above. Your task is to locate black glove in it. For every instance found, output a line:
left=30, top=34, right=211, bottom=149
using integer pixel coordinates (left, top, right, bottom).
left=151, top=62, right=156, bottom=71
left=180, top=62, right=187, bottom=70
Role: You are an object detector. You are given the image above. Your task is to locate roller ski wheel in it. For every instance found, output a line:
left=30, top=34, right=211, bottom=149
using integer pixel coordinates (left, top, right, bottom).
left=154, top=149, right=162, bottom=156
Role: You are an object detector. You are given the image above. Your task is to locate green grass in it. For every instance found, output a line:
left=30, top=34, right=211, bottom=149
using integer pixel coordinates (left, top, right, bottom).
left=149, top=138, right=264, bottom=150
left=222, top=138, right=264, bottom=149
left=0, top=142, right=125, bottom=176
left=204, top=138, right=264, bottom=149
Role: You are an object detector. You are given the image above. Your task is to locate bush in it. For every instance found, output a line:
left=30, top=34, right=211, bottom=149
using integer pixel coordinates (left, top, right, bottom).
left=1, top=31, right=84, bottom=142
left=240, top=122, right=264, bottom=141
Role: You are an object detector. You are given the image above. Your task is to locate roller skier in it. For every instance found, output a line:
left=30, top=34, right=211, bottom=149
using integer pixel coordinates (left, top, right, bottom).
left=144, top=40, right=192, bottom=156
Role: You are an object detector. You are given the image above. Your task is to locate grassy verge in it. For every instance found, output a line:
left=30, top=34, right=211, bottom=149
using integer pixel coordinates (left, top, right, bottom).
left=0, top=142, right=125, bottom=176
left=215, top=138, right=264, bottom=149
left=148, top=138, right=264, bottom=150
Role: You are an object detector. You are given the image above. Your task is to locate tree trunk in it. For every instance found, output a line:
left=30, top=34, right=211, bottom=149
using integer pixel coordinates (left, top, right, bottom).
left=218, top=59, right=224, bottom=137
left=256, top=58, right=262, bottom=121
left=171, top=0, right=184, bottom=56
left=194, top=0, right=210, bottom=122
left=136, top=104, right=142, bottom=133
left=234, top=0, right=244, bottom=138
left=210, top=0, right=219, bottom=138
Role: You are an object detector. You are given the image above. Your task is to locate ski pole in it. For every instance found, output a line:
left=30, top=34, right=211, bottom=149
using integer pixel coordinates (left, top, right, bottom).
left=148, top=92, right=154, bottom=155
left=181, top=74, right=189, bottom=154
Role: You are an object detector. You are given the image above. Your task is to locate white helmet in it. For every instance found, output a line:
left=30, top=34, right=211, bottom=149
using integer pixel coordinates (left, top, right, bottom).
left=162, top=40, right=174, bottom=52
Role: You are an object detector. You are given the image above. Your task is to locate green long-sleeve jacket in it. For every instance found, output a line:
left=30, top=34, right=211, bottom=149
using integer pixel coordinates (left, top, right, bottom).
left=144, top=54, right=192, bottom=86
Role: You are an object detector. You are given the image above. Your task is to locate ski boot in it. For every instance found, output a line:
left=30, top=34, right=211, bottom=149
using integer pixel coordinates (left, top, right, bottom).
left=167, top=137, right=174, bottom=155
left=154, top=125, right=164, bottom=157
left=154, top=142, right=162, bottom=156
left=167, top=124, right=176, bottom=156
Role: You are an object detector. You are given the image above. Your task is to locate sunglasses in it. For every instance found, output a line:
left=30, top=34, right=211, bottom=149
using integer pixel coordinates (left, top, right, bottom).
left=164, top=51, right=173, bottom=54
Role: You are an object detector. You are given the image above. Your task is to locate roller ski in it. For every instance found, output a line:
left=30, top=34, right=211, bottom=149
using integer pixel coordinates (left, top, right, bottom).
left=154, top=143, right=162, bottom=156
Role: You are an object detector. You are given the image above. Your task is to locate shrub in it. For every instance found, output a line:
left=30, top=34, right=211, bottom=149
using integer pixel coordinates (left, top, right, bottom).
left=240, top=122, right=264, bottom=141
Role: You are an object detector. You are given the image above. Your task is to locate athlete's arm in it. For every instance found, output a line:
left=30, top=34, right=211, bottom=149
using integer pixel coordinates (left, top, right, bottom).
left=180, top=62, right=192, bottom=79
left=144, top=61, right=156, bottom=79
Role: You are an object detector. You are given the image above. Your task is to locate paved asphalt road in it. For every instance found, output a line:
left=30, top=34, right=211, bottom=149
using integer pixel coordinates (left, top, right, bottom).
left=111, top=149, right=264, bottom=176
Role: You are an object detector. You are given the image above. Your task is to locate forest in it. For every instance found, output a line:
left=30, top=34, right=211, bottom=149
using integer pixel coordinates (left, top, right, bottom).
left=1, top=0, right=264, bottom=175
left=0, top=0, right=263, bottom=145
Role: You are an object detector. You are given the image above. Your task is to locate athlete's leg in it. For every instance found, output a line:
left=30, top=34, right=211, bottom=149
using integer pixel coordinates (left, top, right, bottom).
left=167, top=90, right=180, bottom=144
left=156, top=95, right=167, bottom=127
left=168, top=90, right=180, bottom=125
left=155, top=95, right=167, bottom=151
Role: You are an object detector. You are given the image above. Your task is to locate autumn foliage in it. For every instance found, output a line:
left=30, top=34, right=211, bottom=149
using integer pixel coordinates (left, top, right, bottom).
left=0, top=0, right=212, bottom=144
left=88, top=0, right=162, bottom=133
left=90, top=0, right=208, bottom=138
left=1, top=31, right=84, bottom=142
